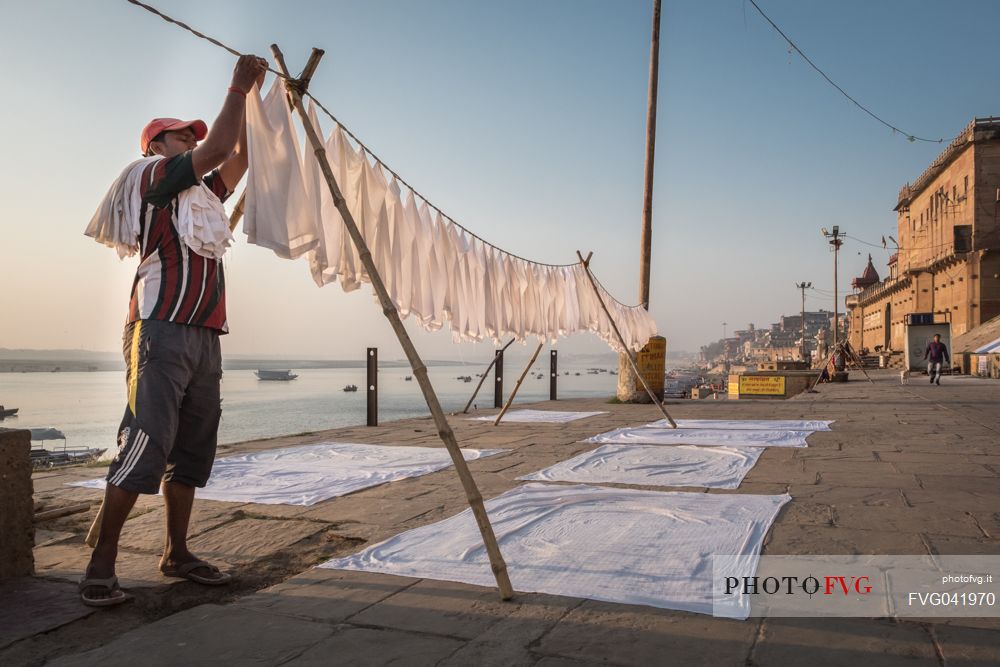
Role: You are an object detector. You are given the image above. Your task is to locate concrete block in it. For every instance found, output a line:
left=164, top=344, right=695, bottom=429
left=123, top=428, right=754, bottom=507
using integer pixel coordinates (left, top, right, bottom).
left=932, top=623, right=1000, bottom=665
left=764, top=524, right=929, bottom=555
left=440, top=593, right=584, bottom=667
left=348, top=578, right=512, bottom=640
left=0, top=428, right=34, bottom=579
left=45, top=604, right=333, bottom=667
left=0, top=578, right=95, bottom=650
left=536, top=600, right=758, bottom=667
left=753, top=618, right=938, bottom=666
left=186, top=518, right=326, bottom=566
left=117, top=502, right=239, bottom=553
left=235, top=569, right=415, bottom=623
left=286, top=626, right=463, bottom=666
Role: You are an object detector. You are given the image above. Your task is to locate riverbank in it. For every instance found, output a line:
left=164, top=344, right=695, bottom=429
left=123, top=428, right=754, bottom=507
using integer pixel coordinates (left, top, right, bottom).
left=6, top=371, right=1000, bottom=665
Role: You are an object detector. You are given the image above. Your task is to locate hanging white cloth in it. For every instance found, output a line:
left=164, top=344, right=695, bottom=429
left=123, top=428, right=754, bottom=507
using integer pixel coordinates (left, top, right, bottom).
left=86, top=156, right=161, bottom=258
left=87, top=156, right=234, bottom=260
left=244, top=92, right=659, bottom=351
left=175, top=181, right=234, bottom=258
left=244, top=80, right=319, bottom=259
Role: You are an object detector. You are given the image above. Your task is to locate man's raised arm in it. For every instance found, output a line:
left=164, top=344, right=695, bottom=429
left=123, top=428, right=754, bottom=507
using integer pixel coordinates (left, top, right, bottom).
left=192, top=55, right=267, bottom=180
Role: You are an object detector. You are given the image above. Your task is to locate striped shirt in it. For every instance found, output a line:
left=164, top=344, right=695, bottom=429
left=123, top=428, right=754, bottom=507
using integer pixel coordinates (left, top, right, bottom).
left=127, top=152, right=231, bottom=333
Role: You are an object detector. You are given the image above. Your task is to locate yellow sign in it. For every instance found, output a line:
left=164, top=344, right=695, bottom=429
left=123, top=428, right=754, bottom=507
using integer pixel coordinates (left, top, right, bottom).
left=635, top=336, right=666, bottom=396
left=738, top=376, right=786, bottom=396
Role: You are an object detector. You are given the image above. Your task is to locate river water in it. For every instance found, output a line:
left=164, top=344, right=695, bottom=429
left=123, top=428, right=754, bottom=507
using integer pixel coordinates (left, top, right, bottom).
left=1, top=364, right=617, bottom=454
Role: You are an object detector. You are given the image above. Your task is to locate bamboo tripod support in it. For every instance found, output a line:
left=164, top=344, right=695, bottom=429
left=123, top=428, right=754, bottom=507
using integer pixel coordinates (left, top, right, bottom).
left=576, top=251, right=677, bottom=428
left=273, top=44, right=513, bottom=599
left=462, top=338, right=515, bottom=414
left=494, top=342, right=544, bottom=425
left=809, top=340, right=874, bottom=392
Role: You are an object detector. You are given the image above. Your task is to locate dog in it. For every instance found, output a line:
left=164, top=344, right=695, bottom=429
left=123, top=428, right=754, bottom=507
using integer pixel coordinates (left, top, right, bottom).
left=900, top=368, right=910, bottom=385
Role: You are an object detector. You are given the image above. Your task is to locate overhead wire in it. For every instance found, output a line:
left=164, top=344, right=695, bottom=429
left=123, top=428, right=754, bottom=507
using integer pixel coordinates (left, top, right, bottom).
left=745, top=0, right=949, bottom=144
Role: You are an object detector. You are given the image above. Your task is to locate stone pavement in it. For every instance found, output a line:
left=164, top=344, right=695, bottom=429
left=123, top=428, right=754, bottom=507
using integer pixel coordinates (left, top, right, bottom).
left=5, top=370, right=1000, bottom=665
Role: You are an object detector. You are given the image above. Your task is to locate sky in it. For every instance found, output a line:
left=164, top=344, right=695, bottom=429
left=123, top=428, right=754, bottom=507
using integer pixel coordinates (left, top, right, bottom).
left=0, top=0, right=997, bottom=361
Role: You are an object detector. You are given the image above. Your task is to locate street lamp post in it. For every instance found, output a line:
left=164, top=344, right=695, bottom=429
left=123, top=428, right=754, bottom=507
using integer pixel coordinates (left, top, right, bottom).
left=821, top=226, right=845, bottom=370
left=795, top=282, right=812, bottom=362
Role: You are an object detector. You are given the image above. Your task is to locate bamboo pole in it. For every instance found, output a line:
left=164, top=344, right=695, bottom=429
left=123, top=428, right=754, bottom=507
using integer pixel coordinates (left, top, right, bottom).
left=494, top=341, right=544, bottom=425
left=462, top=338, right=515, bottom=414
left=576, top=251, right=677, bottom=428
left=35, top=502, right=92, bottom=523
left=272, top=44, right=513, bottom=600
left=229, top=190, right=246, bottom=231
left=84, top=502, right=104, bottom=547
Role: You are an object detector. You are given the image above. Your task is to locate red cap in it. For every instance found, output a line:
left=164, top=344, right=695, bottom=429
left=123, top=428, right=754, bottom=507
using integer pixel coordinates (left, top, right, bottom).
left=140, top=118, right=208, bottom=155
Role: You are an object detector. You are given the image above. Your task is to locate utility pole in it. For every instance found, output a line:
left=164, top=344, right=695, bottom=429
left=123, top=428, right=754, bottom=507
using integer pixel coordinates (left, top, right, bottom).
left=619, top=0, right=663, bottom=402
left=795, top=282, right=811, bottom=362
left=638, top=0, right=661, bottom=309
left=822, top=226, right=844, bottom=369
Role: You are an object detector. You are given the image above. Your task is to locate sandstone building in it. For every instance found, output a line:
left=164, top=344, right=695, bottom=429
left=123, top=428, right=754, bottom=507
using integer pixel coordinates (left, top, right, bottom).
left=847, top=117, right=1000, bottom=353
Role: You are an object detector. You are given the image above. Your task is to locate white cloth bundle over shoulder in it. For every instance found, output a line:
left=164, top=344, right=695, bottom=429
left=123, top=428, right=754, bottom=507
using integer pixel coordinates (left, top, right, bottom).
left=242, top=79, right=657, bottom=352
left=86, top=156, right=234, bottom=259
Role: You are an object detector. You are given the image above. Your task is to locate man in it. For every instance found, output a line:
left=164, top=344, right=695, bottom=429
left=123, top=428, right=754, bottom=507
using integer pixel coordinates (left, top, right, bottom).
left=924, top=333, right=950, bottom=386
left=80, top=55, right=267, bottom=607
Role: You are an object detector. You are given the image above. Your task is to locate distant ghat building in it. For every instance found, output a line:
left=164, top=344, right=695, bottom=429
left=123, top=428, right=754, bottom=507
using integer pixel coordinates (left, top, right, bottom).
left=847, top=117, right=1000, bottom=353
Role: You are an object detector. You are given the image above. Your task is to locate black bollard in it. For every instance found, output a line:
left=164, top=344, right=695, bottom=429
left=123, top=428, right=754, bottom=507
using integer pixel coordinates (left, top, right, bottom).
left=494, top=349, right=504, bottom=409
left=367, top=347, right=377, bottom=426
left=550, top=349, right=558, bottom=401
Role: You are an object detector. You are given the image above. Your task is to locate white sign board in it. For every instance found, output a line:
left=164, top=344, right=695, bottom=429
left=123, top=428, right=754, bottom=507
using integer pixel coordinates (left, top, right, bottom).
left=904, top=324, right=952, bottom=371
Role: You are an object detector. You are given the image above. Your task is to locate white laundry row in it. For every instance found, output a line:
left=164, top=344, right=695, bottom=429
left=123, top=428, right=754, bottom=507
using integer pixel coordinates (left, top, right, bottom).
left=243, top=80, right=657, bottom=351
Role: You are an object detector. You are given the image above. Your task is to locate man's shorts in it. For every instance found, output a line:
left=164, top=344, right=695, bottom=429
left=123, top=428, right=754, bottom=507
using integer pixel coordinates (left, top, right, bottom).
left=106, top=319, right=222, bottom=494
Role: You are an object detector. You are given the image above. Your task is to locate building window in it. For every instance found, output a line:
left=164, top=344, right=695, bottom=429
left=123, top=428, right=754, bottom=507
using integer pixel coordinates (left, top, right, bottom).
left=964, top=175, right=969, bottom=195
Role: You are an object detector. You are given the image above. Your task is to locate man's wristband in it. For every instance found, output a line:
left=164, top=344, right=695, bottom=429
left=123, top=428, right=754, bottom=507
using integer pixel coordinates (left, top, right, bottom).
left=228, top=86, right=248, bottom=97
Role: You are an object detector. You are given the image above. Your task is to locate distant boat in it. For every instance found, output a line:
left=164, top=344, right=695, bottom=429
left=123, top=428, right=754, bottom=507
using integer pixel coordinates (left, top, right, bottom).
left=29, top=428, right=105, bottom=469
left=255, top=369, right=299, bottom=381
left=404, top=376, right=413, bottom=381
left=343, top=384, right=358, bottom=392
left=0, top=405, right=18, bottom=419
left=457, top=375, right=473, bottom=382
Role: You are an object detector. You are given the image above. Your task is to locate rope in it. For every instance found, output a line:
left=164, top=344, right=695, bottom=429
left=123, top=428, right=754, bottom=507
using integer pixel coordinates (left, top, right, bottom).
left=746, top=0, right=948, bottom=144
left=124, top=0, right=579, bottom=271
left=302, top=94, right=577, bottom=269
left=126, top=0, right=288, bottom=79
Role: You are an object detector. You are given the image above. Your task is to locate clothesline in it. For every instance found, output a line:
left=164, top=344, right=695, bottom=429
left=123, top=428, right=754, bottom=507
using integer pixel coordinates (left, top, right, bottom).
left=123, top=0, right=642, bottom=300
left=121, top=0, right=657, bottom=350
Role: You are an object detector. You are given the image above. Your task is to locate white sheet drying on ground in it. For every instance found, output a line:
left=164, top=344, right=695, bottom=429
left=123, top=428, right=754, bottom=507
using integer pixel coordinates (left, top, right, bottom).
left=243, top=79, right=657, bottom=351
left=68, top=442, right=504, bottom=506
left=648, top=419, right=833, bottom=432
left=469, top=409, right=608, bottom=423
left=321, top=483, right=790, bottom=617
left=584, top=426, right=812, bottom=448
left=518, top=444, right=763, bottom=489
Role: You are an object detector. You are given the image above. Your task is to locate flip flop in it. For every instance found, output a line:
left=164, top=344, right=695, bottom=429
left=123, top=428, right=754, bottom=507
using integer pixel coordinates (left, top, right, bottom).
left=79, top=575, right=132, bottom=607
left=162, top=559, right=232, bottom=586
